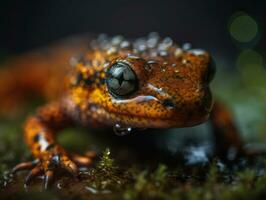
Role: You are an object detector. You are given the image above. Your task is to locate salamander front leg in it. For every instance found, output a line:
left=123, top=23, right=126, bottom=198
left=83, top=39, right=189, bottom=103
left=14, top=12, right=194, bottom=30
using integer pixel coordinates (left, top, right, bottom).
left=11, top=100, right=95, bottom=189
left=14, top=116, right=78, bottom=189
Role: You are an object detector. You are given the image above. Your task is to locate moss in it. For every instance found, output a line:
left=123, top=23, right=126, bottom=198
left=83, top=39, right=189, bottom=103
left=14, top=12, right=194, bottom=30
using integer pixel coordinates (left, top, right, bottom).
left=1, top=140, right=266, bottom=200
left=84, top=148, right=130, bottom=192
left=0, top=118, right=266, bottom=200
left=123, top=164, right=169, bottom=200
left=98, top=148, right=115, bottom=170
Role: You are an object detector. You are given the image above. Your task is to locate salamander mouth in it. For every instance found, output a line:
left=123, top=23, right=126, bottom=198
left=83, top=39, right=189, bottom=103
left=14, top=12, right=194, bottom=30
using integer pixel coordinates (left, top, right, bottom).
left=88, top=85, right=213, bottom=128
left=89, top=102, right=210, bottom=129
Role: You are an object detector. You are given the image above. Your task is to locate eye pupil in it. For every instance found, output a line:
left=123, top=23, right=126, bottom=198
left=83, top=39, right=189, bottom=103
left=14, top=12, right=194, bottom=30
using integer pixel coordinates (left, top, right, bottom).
left=106, top=62, right=138, bottom=97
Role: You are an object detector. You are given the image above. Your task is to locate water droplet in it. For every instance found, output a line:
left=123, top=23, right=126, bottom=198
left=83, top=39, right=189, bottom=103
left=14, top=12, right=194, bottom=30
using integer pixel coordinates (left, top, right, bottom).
left=127, top=55, right=141, bottom=60
left=158, top=37, right=173, bottom=50
left=113, top=124, right=132, bottom=136
left=97, top=33, right=108, bottom=42
left=188, top=49, right=206, bottom=56
left=147, top=60, right=157, bottom=64
left=137, top=44, right=147, bottom=52
left=163, top=37, right=173, bottom=45
left=182, top=43, right=192, bottom=50
left=159, top=50, right=168, bottom=57
left=148, top=32, right=160, bottom=40
left=107, top=47, right=118, bottom=55
left=120, top=40, right=131, bottom=49
left=97, top=34, right=109, bottom=49
left=111, top=35, right=124, bottom=45
left=147, top=37, right=159, bottom=48
left=134, top=38, right=146, bottom=49
left=147, top=32, right=160, bottom=48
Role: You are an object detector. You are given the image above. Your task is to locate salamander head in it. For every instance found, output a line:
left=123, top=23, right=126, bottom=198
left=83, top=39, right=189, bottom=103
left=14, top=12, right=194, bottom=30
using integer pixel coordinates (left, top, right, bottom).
left=72, top=33, right=215, bottom=128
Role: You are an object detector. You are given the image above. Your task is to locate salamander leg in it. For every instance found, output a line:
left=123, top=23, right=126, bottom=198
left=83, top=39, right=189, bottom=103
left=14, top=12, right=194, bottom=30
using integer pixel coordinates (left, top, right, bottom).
left=11, top=160, right=39, bottom=174
left=11, top=99, right=95, bottom=189
left=209, top=101, right=245, bottom=162
left=12, top=116, right=79, bottom=189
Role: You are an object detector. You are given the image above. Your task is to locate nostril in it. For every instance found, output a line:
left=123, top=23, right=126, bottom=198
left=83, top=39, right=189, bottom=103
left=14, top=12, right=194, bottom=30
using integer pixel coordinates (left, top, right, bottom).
left=162, top=99, right=175, bottom=109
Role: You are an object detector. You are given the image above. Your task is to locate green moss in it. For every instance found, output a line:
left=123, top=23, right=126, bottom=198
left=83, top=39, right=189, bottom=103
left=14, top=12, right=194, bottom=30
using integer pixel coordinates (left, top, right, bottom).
left=83, top=148, right=130, bottom=193
left=98, top=148, right=115, bottom=170
left=123, top=164, right=169, bottom=200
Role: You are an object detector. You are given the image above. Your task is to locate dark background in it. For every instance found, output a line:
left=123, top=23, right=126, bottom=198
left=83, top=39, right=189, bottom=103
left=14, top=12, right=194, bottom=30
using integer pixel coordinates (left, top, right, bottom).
left=0, top=0, right=265, bottom=67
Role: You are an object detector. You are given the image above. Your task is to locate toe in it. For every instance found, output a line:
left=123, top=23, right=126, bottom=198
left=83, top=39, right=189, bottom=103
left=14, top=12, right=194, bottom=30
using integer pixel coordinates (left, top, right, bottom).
left=24, top=164, right=43, bottom=187
left=61, top=157, right=78, bottom=177
left=12, top=160, right=39, bottom=174
left=44, top=170, right=54, bottom=190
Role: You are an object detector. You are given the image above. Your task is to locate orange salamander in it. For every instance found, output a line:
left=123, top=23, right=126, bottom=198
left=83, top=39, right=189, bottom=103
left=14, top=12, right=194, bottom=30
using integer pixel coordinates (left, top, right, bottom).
left=0, top=33, right=245, bottom=189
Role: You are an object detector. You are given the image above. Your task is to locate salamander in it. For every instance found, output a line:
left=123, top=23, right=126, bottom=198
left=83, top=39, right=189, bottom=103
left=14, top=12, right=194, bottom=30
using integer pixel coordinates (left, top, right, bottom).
left=0, top=33, right=245, bottom=189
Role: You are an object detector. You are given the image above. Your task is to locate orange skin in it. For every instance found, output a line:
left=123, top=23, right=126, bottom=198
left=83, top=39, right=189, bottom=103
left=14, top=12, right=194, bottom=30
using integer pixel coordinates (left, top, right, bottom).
left=0, top=34, right=244, bottom=188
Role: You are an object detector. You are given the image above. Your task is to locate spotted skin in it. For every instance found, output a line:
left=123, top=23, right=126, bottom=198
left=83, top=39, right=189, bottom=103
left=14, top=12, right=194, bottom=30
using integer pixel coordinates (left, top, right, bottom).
left=0, top=33, right=244, bottom=188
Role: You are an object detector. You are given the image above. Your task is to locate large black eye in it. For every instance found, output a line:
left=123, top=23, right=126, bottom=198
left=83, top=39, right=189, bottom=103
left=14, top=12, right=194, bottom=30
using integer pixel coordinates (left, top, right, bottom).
left=106, top=62, right=138, bottom=98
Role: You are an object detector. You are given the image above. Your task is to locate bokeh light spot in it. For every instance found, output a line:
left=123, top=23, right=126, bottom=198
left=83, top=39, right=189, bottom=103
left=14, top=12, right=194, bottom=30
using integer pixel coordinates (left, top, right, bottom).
left=236, top=49, right=265, bottom=86
left=229, top=13, right=258, bottom=43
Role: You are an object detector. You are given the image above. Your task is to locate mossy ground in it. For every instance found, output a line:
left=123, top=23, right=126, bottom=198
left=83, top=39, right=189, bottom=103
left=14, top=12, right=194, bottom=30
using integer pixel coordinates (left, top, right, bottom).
left=1, top=114, right=266, bottom=200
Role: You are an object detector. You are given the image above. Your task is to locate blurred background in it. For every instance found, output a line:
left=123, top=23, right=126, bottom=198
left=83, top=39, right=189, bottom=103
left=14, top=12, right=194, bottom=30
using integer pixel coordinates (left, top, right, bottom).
left=0, top=0, right=265, bottom=57
left=0, top=0, right=265, bottom=155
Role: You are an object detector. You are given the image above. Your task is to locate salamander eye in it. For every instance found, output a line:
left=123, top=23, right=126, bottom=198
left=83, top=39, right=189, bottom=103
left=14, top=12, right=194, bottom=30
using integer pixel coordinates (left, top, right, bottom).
left=106, top=62, right=138, bottom=98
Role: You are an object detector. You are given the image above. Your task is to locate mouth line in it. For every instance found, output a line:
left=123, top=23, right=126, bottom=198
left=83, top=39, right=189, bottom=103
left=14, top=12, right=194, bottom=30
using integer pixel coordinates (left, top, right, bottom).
left=89, top=102, right=209, bottom=128
left=92, top=103, right=172, bottom=120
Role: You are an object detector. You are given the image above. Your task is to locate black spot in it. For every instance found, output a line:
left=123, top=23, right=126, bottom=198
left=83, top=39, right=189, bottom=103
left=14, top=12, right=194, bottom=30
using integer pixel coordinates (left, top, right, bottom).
left=162, top=99, right=175, bottom=109
left=76, top=73, right=83, bottom=84
left=33, top=134, right=41, bottom=142
left=100, top=77, right=106, bottom=85
left=84, top=78, right=93, bottom=86
left=47, top=161, right=56, bottom=169
left=45, top=144, right=55, bottom=151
